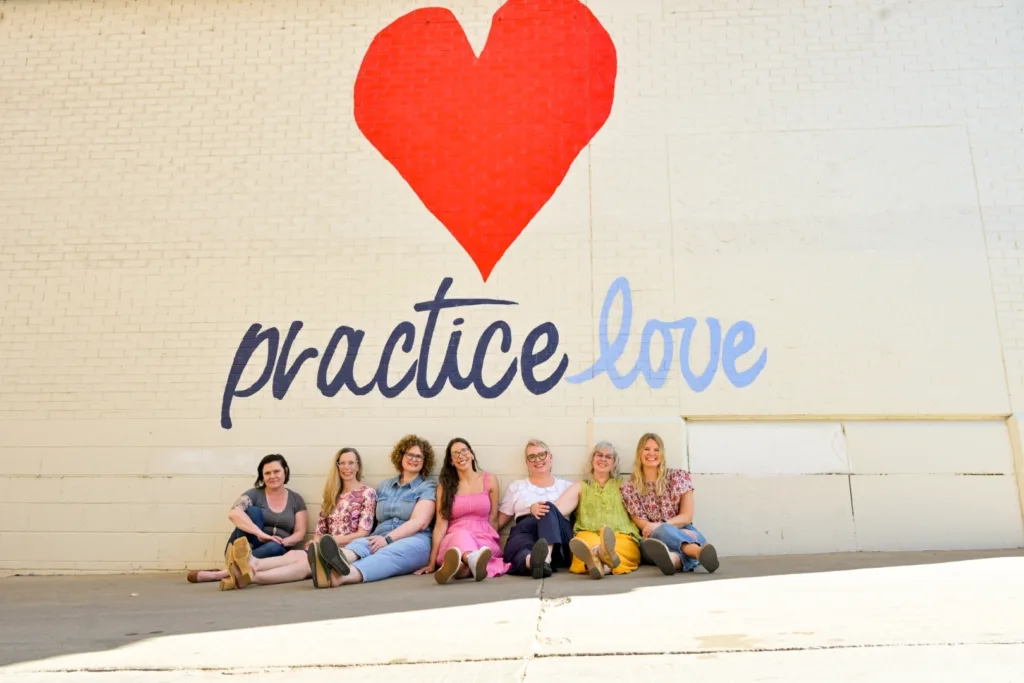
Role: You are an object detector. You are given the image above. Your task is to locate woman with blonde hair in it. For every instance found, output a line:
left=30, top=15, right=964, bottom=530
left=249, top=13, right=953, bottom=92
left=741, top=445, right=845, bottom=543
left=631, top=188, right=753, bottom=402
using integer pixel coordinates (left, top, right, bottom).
left=557, top=441, right=642, bottom=579
left=218, top=447, right=376, bottom=588
left=497, top=438, right=577, bottom=579
left=311, top=434, right=438, bottom=587
left=620, top=433, right=719, bottom=575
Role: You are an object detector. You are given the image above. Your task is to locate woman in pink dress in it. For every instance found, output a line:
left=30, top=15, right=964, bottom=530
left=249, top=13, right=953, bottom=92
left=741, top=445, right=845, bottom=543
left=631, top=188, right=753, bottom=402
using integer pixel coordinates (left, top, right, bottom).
left=416, top=438, right=510, bottom=584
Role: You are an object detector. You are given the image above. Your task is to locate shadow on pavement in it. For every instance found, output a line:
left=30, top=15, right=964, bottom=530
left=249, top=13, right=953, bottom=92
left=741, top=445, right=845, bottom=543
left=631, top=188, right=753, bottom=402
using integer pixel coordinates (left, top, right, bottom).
left=1, top=548, right=1022, bottom=668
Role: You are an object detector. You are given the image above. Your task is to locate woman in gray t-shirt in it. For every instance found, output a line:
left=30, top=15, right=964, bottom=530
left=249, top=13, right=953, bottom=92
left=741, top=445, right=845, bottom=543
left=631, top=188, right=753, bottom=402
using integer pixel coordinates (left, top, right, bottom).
left=187, top=454, right=307, bottom=587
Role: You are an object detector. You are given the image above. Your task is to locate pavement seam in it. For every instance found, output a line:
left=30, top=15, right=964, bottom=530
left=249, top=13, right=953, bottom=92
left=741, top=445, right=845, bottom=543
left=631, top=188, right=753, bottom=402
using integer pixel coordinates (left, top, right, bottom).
left=518, top=574, right=548, bottom=682
left=14, top=640, right=1024, bottom=675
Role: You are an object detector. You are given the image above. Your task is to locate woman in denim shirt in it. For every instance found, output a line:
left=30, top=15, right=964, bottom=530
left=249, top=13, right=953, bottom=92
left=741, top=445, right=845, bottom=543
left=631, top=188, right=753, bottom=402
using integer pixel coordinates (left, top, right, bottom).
left=311, top=434, right=438, bottom=586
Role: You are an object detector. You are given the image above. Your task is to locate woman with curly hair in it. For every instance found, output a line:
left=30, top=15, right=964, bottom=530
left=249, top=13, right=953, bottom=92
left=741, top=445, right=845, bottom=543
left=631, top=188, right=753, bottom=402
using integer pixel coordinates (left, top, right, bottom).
left=222, top=448, right=376, bottom=589
left=621, top=433, right=719, bottom=575
left=416, top=438, right=510, bottom=584
left=310, top=434, right=438, bottom=587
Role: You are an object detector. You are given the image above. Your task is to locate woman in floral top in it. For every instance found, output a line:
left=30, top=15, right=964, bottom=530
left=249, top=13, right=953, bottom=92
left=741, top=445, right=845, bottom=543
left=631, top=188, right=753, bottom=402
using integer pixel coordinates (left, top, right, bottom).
left=621, top=433, right=719, bottom=576
left=226, top=447, right=376, bottom=588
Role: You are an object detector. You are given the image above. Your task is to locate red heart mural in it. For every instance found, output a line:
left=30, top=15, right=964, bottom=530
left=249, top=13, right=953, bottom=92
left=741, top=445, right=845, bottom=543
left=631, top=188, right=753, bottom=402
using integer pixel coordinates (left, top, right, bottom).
left=354, top=0, right=617, bottom=281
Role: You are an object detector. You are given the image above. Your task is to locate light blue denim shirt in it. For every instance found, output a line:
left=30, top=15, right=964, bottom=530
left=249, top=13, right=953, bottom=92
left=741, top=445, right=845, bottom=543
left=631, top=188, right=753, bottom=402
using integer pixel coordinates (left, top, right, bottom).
left=371, top=475, right=438, bottom=536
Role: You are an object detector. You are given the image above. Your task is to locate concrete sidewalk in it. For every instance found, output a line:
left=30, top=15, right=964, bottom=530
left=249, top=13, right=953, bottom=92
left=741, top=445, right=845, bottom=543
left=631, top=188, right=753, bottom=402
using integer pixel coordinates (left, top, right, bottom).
left=2, top=549, right=1023, bottom=682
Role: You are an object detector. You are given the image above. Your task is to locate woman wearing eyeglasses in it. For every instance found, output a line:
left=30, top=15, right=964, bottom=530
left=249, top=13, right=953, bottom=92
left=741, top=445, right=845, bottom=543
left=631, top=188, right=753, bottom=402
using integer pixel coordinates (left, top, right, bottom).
left=308, top=434, right=438, bottom=587
left=415, top=438, right=511, bottom=584
left=557, top=441, right=642, bottom=579
left=216, top=447, right=376, bottom=589
left=621, top=433, right=720, bottom=575
left=496, top=439, right=577, bottom=579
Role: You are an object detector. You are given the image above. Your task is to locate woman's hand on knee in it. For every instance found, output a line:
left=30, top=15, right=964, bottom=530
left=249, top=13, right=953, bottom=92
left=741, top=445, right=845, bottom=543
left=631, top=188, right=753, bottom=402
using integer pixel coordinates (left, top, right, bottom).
left=641, top=522, right=661, bottom=538
left=530, top=502, right=549, bottom=519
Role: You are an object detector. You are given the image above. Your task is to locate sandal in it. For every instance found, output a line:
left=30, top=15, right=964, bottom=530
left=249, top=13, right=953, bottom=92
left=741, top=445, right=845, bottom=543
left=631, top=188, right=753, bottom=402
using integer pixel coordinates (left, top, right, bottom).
left=318, top=535, right=352, bottom=576
left=597, top=526, right=620, bottom=570
left=307, top=541, right=331, bottom=588
left=569, top=538, right=603, bottom=579
left=642, top=538, right=677, bottom=576
left=229, top=538, right=253, bottom=587
left=219, top=546, right=239, bottom=590
left=697, top=543, right=720, bottom=573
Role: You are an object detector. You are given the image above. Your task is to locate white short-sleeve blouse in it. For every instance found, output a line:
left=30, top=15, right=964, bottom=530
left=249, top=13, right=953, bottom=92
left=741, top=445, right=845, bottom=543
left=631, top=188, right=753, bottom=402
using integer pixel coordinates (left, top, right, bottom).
left=498, top=478, right=573, bottom=519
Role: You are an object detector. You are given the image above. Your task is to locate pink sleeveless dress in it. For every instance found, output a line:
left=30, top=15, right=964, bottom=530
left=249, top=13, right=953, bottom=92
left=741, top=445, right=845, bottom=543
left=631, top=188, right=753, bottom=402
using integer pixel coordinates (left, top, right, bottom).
left=436, top=473, right=511, bottom=578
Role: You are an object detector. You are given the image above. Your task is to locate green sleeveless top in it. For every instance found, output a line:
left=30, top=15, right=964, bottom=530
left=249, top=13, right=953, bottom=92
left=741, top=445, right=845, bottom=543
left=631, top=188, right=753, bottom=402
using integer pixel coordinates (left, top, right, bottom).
left=573, top=478, right=640, bottom=542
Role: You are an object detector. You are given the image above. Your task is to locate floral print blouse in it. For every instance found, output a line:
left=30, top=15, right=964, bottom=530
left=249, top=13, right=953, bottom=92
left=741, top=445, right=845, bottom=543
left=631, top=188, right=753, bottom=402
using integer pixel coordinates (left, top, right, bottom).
left=620, top=469, right=694, bottom=523
left=316, top=485, right=377, bottom=538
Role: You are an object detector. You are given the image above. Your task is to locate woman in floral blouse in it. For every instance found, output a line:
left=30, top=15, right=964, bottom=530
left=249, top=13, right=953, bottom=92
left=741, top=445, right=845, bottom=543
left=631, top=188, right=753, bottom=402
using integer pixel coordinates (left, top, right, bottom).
left=621, top=433, right=720, bottom=576
left=223, top=447, right=376, bottom=588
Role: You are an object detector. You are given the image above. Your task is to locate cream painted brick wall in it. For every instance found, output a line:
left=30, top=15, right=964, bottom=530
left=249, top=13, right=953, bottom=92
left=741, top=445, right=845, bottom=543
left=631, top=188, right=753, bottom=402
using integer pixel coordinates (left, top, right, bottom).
left=1, top=0, right=1023, bottom=569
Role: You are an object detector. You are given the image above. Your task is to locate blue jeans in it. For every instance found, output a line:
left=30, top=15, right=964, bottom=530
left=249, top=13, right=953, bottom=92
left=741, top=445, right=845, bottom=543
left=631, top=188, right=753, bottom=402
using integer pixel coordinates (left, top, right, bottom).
left=645, top=523, right=708, bottom=572
left=226, top=507, right=289, bottom=559
left=347, top=531, right=432, bottom=583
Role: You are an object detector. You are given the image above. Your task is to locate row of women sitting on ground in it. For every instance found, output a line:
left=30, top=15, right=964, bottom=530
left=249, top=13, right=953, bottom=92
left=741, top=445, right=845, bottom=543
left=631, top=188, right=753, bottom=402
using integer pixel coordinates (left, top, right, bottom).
left=187, top=433, right=719, bottom=590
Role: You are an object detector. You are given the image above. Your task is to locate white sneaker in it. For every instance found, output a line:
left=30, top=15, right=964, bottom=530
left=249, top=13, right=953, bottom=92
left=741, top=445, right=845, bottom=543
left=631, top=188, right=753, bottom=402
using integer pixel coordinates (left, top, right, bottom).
left=467, top=547, right=492, bottom=582
left=435, top=547, right=461, bottom=585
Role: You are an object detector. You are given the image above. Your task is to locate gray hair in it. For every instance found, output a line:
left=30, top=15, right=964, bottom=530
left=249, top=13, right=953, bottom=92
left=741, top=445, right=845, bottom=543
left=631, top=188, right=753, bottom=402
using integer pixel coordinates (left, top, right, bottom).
left=587, top=441, right=620, bottom=482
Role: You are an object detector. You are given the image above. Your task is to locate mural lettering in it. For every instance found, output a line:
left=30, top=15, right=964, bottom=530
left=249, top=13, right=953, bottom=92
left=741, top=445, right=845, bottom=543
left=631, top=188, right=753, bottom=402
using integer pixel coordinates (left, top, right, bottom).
left=565, top=277, right=768, bottom=391
left=220, top=277, right=767, bottom=429
left=220, top=278, right=569, bottom=429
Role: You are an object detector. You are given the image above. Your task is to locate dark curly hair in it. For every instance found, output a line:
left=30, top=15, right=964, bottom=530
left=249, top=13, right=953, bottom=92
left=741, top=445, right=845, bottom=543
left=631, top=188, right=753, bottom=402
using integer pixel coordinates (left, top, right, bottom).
left=438, top=438, right=477, bottom=519
left=388, top=434, right=436, bottom=477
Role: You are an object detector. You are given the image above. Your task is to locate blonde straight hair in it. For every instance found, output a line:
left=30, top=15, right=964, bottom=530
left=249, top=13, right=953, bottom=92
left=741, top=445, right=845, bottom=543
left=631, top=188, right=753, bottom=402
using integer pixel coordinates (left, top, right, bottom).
left=524, top=437, right=551, bottom=458
left=321, top=447, right=362, bottom=517
left=630, top=433, right=667, bottom=497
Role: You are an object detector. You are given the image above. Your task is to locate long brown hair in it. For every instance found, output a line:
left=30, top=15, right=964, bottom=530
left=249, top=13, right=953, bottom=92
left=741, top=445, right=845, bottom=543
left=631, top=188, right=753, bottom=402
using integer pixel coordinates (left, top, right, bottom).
left=321, top=447, right=362, bottom=517
left=630, top=433, right=667, bottom=496
left=438, top=438, right=477, bottom=520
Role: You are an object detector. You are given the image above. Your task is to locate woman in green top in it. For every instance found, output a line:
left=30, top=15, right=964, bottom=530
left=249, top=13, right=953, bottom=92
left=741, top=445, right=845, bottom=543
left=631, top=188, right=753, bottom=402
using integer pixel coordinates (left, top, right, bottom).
left=554, top=441, right=642, bottom=579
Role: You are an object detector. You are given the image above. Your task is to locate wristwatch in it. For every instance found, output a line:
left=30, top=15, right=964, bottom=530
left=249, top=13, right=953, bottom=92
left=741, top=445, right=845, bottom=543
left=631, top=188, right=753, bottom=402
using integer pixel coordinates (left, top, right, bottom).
left=384, top=535, right=394, bottom=545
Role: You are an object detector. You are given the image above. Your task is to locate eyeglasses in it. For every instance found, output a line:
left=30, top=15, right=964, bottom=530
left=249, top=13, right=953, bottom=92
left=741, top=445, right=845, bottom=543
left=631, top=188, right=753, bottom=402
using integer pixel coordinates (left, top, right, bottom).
left=526, top=452, right=550, bottom=463
left=451, top=448, right=472, bottom=460
left=404, top=452, right=424, bottom=462
left=593, top=452, right=615, bottom=461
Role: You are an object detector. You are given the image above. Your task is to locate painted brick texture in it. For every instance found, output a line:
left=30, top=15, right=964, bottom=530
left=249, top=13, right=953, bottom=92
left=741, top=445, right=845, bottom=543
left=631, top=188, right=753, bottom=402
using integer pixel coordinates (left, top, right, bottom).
left=1, top=0, right=1023, bottom=570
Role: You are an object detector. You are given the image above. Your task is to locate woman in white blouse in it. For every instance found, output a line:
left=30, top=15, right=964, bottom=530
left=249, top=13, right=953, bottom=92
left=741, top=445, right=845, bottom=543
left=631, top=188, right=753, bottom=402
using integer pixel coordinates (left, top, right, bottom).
left=496, top=438, right=578, bottom=579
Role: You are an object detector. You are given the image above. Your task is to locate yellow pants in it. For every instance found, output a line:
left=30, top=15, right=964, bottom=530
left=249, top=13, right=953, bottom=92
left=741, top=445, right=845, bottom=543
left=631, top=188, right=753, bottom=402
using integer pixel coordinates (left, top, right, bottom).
left=569, top=531, right=641, bottom=575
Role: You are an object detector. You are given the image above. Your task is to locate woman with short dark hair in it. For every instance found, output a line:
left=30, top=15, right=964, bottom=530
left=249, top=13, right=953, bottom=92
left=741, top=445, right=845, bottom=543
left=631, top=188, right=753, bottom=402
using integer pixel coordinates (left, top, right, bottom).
left=187, top=453, right=307, bottom=589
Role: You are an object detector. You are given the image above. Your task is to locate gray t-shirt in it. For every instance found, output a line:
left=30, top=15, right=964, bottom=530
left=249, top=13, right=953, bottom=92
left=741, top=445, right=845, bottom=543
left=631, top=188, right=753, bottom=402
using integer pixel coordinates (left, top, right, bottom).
left=241, top=487, right=307, bottom=539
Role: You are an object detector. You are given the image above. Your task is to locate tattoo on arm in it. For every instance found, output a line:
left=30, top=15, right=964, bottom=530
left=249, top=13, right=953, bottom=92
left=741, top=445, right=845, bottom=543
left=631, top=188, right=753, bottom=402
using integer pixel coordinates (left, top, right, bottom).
left=231, top=495, right=252, bottom=511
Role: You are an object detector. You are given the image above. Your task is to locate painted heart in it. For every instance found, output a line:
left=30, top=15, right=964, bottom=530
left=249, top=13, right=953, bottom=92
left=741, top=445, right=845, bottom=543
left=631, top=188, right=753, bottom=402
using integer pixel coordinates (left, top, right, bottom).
left=354, top=0, right=617, bottom=281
